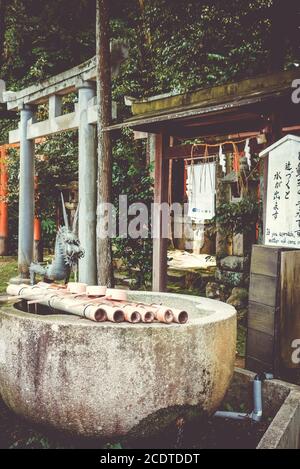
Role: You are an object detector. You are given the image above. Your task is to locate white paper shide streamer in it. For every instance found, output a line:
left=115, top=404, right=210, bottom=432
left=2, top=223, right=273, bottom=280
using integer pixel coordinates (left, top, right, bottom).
left=219, top=144, right=226, bottom=174
left=244, top=138, right=251, bottom=169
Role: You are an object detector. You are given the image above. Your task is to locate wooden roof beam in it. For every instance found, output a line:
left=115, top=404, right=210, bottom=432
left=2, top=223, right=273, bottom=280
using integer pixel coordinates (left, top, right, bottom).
left=131, top=69, right=300, bottom=117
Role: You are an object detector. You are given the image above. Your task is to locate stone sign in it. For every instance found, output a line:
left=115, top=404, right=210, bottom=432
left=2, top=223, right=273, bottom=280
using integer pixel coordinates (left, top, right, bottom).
left=260, top=135, right=300, bottom=248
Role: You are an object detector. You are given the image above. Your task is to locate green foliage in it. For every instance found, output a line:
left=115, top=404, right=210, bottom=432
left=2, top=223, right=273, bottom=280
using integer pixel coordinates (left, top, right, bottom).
left=0, top=118, right=18, bottom=146
left=5, top=132, right=78, bottom=252
left=237, top=324, right=247, bottom=358
left=6, top=148, right=20, bottom=253
left=0, top=257, right=18, bottom=292
left=215, top=196, right=261, bottom=238
left=1, top=0, right=297, bottom=282
left=112, top=131, right=153, bottom=288
left=41, top=219, right=56, bottom=235
left=112, top=0, right=277, bottom=100
left=9, top=435, right=51, bottom=449
left=0, top=0, right=95, bottom=88
left=35, top=130, right=78, bottom=217
left=41, top=218, right=57, bottom=250
left=104, top=442, right=123, bottom=449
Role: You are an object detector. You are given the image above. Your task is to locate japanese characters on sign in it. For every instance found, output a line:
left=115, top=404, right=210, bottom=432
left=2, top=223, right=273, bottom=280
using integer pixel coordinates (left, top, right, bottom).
left=264, top=136, right=300, bottom=248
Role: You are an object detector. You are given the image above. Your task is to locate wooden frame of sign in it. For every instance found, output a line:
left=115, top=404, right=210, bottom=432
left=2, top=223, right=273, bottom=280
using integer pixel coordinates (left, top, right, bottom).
left=260, top=134, right=300, bottom=249
left=246, top=245, right=300, bottom=383
left=246, top=136, right=300, bottom=382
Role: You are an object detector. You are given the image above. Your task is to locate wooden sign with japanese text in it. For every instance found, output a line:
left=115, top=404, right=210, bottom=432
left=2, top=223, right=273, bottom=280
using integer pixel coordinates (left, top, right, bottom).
left=262, top=135, right=300, bottom=248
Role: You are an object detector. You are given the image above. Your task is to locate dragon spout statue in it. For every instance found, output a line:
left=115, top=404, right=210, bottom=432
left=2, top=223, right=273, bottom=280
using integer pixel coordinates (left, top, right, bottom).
left=29, top=194, right=84, bottom=285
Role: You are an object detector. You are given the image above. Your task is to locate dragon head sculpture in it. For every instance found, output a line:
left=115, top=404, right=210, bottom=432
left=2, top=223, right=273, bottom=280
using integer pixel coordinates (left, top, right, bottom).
left=59, top=195, right=85, bottom=268
left=29, top=194, right=84, bottom=284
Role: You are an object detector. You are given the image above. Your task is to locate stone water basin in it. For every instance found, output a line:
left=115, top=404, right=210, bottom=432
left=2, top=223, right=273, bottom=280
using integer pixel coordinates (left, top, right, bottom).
left=0, top=291, right=236, bottom=438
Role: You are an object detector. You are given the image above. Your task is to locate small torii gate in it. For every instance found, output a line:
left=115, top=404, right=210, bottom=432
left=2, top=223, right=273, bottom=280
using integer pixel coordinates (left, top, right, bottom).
left=2, top=46, right=126, bottom=284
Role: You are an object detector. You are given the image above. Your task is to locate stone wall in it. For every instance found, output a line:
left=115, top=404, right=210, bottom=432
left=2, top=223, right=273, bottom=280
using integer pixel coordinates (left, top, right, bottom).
left=206, top=241, right=250, bottom=323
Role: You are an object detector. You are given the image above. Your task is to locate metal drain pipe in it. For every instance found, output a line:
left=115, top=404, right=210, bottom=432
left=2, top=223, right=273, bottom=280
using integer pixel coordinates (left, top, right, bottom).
left=214, top=372, right=273, bottom=422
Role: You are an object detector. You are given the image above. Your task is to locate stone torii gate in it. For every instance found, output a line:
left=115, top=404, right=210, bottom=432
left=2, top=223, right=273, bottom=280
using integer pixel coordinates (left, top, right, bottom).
left=2, top=46, right=126, bottom=284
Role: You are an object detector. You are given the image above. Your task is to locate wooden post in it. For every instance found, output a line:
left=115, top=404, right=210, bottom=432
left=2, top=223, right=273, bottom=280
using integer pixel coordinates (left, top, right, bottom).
left=147, top=133, right=156, bottom=180
left=33, top=217, right=43, bottom=262
left=33, top=175, right=43, bottom=262
left=259, top=112, right=283, bottom=243
left=215, top=162, right=230, bottom=262
left=0, top=145, right=8, bottom=255
left=268, top=112, right=283, bottom=144
left=152, top=133, right=169, bottom=292
left=247, top=245, right=300, bottom=383
left=96, top=0, right=114, bottom=286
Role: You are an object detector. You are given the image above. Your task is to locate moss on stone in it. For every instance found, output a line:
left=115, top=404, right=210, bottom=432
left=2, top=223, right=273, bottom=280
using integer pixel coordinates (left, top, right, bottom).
left=125, top=404, right=205, bottom=440
left=131, top=70, right=300, bottom=117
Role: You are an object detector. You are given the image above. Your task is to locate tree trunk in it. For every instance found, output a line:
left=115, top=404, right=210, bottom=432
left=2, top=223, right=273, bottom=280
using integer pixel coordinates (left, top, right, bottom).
left=268, top=0, right=286, bottom=72
left=96, top=0, right=114, bottom=287
left=289, top=0, right=300, bottom=64
left=0, top=0, right=7, bottom=69
left=136, top=0, right=153, bottom=91
left=268, top=0, right=300, bottom=72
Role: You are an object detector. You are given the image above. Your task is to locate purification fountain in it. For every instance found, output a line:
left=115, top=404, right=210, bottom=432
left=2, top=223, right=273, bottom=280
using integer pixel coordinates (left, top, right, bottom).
left=0, top=290, right=236, bottom=438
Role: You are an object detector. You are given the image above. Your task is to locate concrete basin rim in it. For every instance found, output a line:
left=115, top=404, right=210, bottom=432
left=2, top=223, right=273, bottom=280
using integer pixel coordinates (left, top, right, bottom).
left=128, top=290, right=236, bottom=322
left=0, top=290, right=236, bottom=328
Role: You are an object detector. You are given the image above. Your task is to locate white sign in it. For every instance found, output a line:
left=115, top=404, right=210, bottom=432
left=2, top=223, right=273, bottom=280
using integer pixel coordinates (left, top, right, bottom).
left=263, top=135, right=300, bottom=248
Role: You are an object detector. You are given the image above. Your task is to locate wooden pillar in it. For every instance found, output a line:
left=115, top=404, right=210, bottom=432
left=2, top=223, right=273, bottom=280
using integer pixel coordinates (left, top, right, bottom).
left=0, top=145, right=8, bottom=255
left=146, top=133, right=155, bottom=178
left=259, top=112, right=283, bottom=243
left=267, top=112, right=283, bottom=145
left=18, top=104, right=35, bottom=279
left=33, top=217, right=43, bottom=262
left=216, top=163, right=230, bottom=261
left=33, top=175, right=43, bottom=262
left=152, top=133, right=169, bottom=292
